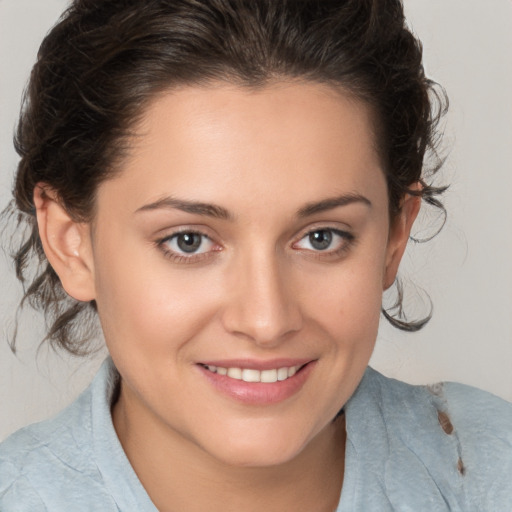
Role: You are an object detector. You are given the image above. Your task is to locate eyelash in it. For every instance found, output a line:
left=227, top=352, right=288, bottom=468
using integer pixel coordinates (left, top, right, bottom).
left=156, top=227, right=355, bottom=263
left=157, top=229, right=219, bottom=264
left=292, top=228, right=355, bottom=259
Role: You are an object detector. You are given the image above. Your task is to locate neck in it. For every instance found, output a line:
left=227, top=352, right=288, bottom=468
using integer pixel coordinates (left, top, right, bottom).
left=113, top=383, right=346, bottom=512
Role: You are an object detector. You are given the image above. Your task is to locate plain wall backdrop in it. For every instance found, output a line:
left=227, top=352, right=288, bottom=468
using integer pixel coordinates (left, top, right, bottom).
left=1, top=0, right=511, bottom=441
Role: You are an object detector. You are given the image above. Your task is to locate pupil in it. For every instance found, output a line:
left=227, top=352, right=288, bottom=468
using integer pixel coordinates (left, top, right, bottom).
left=177, top=233, right=201, bottom=253
left=309, top=230, right=332, bottom=250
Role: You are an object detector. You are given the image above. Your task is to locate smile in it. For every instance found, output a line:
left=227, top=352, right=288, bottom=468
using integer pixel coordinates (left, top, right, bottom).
left=202, top=364, right=302, bottom=383
left=198, top=359, right=315, bottom=405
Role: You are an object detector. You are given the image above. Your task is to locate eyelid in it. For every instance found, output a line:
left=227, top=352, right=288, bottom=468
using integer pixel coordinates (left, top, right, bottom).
left=293, top=222, right=354, bottom=243
left=156, top=227, right=222, bottom=263
left=291, top=226, right=355, bottom=255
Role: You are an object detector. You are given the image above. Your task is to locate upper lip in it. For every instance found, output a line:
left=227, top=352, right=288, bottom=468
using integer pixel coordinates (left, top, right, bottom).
left=198, top=358, right=314, bottom=370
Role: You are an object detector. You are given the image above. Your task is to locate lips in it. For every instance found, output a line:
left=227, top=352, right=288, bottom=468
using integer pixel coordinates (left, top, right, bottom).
left=197, top=359, right=316, bottom=405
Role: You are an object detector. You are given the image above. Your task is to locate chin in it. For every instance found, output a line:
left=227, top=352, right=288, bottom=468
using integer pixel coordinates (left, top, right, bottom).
left=213, top=443, right=302, bottom=468
left=199, top=420, right=315, bottom=468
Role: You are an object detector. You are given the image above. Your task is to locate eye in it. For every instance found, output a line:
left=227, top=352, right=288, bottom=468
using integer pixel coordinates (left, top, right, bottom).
left=159, top=231, right=217, bottom=260
left=294, top=228, right=353, bottom=253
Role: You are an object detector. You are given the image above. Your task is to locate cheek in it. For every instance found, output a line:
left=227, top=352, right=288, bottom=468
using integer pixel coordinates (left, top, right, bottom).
left=92, top=238, right=222, bottom=354
left=301, top=247, right=386, bottom=333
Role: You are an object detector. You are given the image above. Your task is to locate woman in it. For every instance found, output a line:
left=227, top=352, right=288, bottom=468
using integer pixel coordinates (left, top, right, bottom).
left=1, top=1, right=511, bottom=510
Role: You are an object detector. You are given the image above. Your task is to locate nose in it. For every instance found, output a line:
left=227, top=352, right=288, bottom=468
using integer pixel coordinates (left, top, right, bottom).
left=220, top=250, right=303, bottom=347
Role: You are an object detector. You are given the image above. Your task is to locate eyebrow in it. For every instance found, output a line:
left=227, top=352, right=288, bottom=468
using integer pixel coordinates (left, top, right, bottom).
left=297, top=193, right=372, bottom=217
left=136, top=192, right=371, bottom=220
left=136, top=197, right=232, bottom=220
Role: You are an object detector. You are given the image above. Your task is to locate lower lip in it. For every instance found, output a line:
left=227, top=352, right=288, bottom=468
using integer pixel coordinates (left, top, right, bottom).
left=198, top=361, right=316, bottom=405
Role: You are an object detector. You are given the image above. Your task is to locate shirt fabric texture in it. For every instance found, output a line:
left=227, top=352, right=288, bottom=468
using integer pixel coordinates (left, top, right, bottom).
left=1, top=358, right=511, bottom=511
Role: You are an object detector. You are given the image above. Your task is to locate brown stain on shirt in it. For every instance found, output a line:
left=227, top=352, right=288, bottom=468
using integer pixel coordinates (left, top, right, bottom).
left=436, top=409, right=467, bottom=476
left=437, top=410, right=454, bottom=435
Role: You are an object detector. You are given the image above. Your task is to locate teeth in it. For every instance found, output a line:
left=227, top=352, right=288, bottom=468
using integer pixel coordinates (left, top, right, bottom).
left=261, top=369, right=278, bottom=383
left=242, top=369, right=260, bottom=382
left=204, top=364, right=302, bottom=383
left=277, top=367, right=288, bottom=381
left=227, top=367, right=242, bottom=380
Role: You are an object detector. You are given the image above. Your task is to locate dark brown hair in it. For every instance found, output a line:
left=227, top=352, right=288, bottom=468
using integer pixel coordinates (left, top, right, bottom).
left=5, top=0, right=447, bottom=354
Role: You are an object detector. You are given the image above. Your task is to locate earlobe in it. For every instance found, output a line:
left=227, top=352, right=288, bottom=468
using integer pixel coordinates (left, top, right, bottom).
left=383, top=185, right=422, bottom=290
left=34, top=184, right=96, bottom=302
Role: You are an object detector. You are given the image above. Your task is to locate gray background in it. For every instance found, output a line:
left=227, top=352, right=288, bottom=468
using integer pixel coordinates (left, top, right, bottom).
left=1, top=0, right=511, bottom=440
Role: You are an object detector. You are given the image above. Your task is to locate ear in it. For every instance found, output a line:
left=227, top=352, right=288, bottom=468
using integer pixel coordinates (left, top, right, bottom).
left=34, top=183, right=96, bottom=302
left=383, top=183, right=422, bottom=290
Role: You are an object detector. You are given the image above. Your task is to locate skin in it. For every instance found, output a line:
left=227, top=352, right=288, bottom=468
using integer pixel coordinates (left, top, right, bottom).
left=34, top=81, right=420, bottom=511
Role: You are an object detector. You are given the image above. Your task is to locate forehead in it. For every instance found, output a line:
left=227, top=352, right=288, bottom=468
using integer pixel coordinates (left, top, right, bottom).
left=99, top=81, right=386, bottom=215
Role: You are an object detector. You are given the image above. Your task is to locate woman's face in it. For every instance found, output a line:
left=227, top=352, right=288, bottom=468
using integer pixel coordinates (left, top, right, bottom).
left=86, top=81, right=416, bottom=466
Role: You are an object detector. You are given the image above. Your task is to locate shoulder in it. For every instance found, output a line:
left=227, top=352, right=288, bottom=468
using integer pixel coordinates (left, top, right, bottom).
left=355, top=367, right=512, bottom=440
left=439, top=379, right=512, bottom=507
left=369, top=370, right=512, bottom=461
left=363, top=367, right=512, bottom=422
left=0, top=384, right=94, bottom=469
left=342, top=368, right=512, bottom=510
left=0, top=361, right=119, bottom=511
left=0, top=439, right=47, bottom=511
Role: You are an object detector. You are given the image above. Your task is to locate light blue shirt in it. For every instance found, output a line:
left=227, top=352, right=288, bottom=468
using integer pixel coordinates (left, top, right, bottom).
left=1, top=359, right=511, bottom=510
